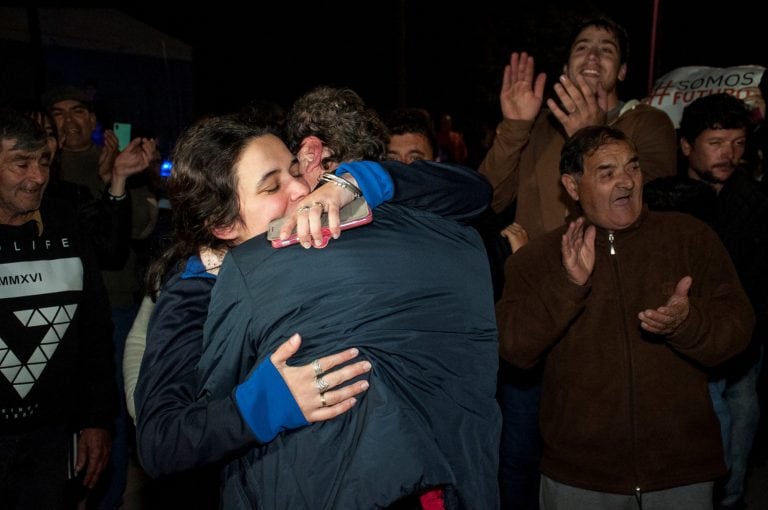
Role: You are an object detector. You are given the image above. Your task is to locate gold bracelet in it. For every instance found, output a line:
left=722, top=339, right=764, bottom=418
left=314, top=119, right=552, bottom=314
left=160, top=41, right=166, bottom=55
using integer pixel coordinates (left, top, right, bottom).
left=318, top=172, right=362, bottom=199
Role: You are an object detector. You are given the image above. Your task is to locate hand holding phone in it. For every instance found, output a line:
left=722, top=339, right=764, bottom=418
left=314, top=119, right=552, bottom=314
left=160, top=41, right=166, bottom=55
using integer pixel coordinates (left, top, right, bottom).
left=113, top=122, right=132, bottom=151
left=267, top=197, right=372, bottom=248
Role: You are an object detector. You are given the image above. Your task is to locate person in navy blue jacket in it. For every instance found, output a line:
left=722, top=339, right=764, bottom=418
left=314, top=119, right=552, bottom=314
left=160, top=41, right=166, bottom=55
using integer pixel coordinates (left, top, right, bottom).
left=134, top=102, right=495, bottom=508
left=197, top=87, right=500, bottom=509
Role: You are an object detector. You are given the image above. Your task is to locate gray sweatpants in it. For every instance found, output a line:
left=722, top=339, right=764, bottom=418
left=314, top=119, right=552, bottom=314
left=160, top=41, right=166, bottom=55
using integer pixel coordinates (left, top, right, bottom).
left=540, top=474, right=713, bottom=510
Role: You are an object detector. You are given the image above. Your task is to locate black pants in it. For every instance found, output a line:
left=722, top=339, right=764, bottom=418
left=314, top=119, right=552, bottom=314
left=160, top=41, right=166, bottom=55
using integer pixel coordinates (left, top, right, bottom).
left=0, top=423, right=69, bottom=509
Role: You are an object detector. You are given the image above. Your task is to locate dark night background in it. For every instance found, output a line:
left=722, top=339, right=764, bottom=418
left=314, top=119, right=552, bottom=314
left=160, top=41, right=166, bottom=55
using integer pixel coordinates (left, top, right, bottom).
left=3, top=3, right=764, bottom=159
left=119, top=0, right=765, bottom=156
left=122, top=1, right=764, bottom=108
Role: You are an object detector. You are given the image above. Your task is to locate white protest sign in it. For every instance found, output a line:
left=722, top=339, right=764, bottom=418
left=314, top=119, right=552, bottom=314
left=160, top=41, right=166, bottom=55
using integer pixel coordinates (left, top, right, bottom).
left=643, top=65, right=765, bottom=128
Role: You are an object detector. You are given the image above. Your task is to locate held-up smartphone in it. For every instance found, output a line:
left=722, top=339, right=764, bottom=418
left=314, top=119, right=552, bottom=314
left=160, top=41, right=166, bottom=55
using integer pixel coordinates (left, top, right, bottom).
left=113, top=122, right=132, bottom=151
left=267, top=197, right=373, bottom=248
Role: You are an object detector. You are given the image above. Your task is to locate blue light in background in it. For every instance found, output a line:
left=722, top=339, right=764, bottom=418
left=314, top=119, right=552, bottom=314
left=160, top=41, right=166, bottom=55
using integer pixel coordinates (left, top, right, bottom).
left=160, top=160, right=173, bottom=177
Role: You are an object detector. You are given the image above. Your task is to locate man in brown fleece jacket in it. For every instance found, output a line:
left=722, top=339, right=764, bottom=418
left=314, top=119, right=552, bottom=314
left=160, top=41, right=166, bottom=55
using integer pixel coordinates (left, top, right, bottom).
left=497, top=125, right=754, bottom=509
left=486, top=17, right=678, bottom=509
left=480, top=16, right=676, bottom=240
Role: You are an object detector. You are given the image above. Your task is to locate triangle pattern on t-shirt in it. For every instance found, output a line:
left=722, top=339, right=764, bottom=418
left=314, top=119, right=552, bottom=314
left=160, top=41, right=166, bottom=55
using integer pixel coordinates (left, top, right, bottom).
left=0, top=305, right=76, bottom=398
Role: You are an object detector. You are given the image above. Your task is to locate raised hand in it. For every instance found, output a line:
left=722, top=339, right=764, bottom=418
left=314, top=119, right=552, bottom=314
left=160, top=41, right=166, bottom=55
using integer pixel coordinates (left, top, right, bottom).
left=113, top=137, right=157, bottom=178
left=561, top=217, right=596, bottom=286
left=499, top=52, right=547, bottom=122
left=638, top=276, right=692, bottom=335
left=547, top=74, right=608, bottom=137
left=98, top=130, right=119, bottom=183
left=109, top=137, right=158, bottom=197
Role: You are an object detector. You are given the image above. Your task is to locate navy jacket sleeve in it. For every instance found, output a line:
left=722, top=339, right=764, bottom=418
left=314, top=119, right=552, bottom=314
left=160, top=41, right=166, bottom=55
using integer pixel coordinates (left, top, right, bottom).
left=381, top=159, right=493, bottom=223
left=134, top=274, right=257, bottom=477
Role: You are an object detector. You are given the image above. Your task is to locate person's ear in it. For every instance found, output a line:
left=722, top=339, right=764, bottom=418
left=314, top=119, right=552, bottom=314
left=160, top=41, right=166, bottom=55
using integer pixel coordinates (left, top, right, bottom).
left=211, top=223, right=239, bottom=242
left=299, top=136, right=332, bottom=186
left=680, top=138, right=693, bottom=157
left=561, top=174, right=580, bottom=202
left=617, top=63, right=627, bottom=83
left=298, top=136, right=324, bottom=172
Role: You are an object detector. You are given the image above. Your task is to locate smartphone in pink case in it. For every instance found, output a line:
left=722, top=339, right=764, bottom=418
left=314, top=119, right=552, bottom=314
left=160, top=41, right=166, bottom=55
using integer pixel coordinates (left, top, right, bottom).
left=267, top=197, right=373, bottom=248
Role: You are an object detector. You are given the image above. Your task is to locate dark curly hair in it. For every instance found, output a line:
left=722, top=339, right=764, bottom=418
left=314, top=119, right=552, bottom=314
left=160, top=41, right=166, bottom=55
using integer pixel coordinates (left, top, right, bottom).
left=285, top=86, right=388, bottom=168
left=384, top=107, right=437, bottom=157
left=678, top=93, right=751, bottom=144
left=560, top=125, right=635, bottom=175
left=567, top=16, right=629, bottom=65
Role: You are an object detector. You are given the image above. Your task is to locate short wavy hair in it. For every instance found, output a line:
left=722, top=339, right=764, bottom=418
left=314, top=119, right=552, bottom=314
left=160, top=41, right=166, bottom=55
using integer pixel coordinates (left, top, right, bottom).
left=678, top=93, right=751, bottom=144
left=568, top=16, right=629, bottom=65
left=560, top=125, right=635, bottom=175
left=385, top=107, right=437, bottom=157
left=285, top=86, right=388, bottom=168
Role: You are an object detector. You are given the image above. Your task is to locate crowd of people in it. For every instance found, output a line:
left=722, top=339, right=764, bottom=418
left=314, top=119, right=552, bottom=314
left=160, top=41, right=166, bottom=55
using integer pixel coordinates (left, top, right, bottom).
left=1, top=13, right=767, bottom=510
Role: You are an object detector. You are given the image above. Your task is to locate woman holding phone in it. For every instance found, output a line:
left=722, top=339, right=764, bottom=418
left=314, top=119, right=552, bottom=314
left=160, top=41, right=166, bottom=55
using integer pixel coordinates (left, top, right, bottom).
left=129, top=102, right=492, bottom=507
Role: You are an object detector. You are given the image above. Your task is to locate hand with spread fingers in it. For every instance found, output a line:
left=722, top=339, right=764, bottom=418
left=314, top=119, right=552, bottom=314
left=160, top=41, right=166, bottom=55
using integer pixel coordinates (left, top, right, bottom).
left=498, top=51, right=548, bottom=122
left=279, top=172, right=360, bottom=249
left=561, top=217, right=596, bottom=286
left=547, top=74, right=609, bottom=137
left=270, top=333, right=371, bottom=422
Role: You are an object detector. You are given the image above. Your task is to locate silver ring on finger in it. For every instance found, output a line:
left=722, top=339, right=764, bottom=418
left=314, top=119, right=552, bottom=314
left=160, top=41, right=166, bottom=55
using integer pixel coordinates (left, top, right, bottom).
left=297, top=205, right=311, bottom=214
left=315, top=376, right=330, bottom=393
left=312, top=359, right=323, bottom=377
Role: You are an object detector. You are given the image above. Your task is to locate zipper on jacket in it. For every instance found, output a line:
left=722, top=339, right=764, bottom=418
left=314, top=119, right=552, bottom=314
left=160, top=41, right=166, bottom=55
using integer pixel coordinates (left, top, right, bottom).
left=608, top=234, right=641, bottom=495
